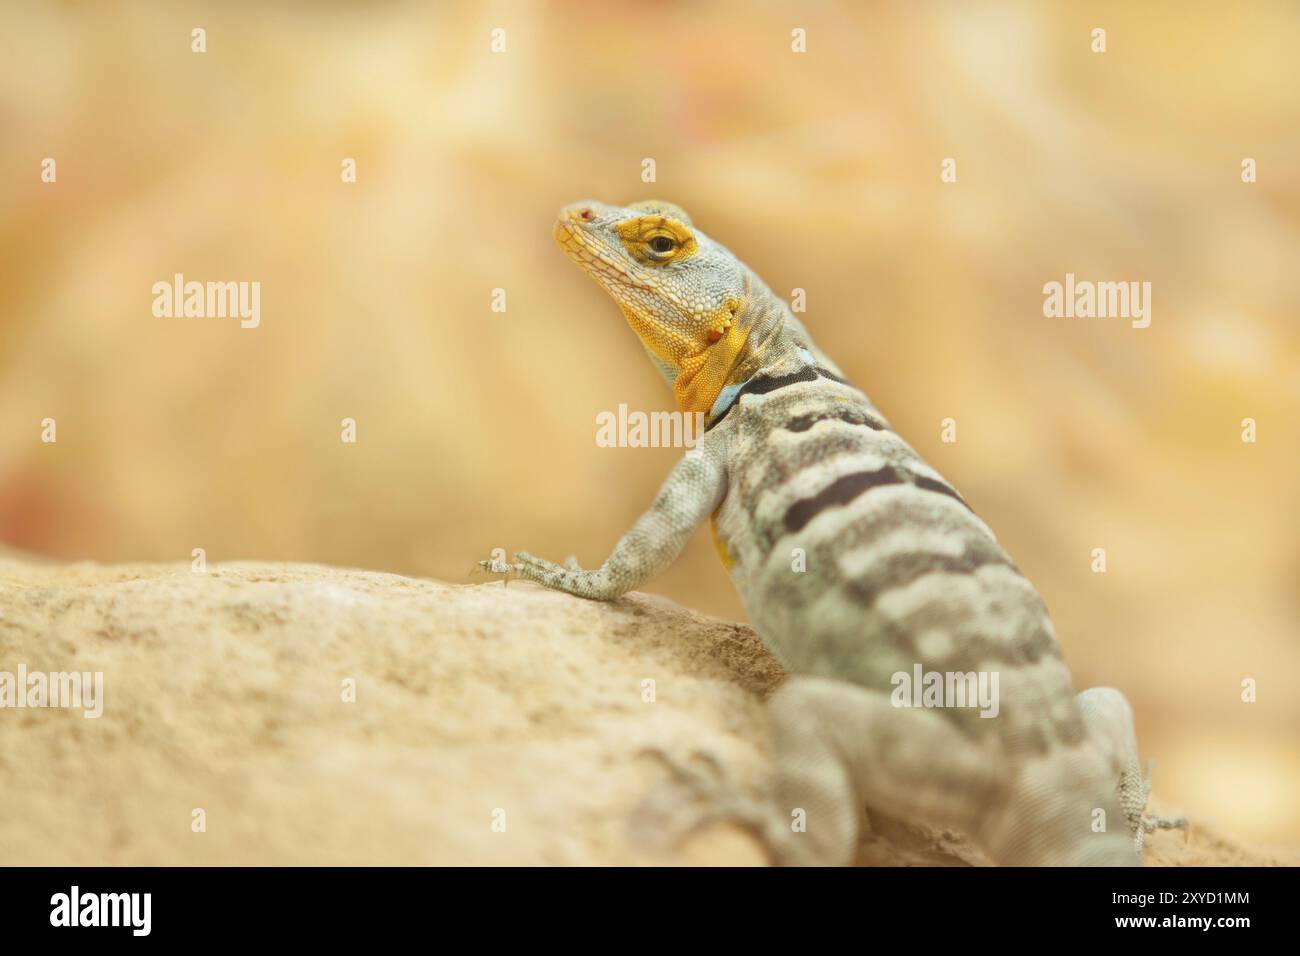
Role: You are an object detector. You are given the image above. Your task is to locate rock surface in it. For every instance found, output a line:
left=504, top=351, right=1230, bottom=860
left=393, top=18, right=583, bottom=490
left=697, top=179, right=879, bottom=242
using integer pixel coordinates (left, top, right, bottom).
left=0, top=554, right=1288, bottom=865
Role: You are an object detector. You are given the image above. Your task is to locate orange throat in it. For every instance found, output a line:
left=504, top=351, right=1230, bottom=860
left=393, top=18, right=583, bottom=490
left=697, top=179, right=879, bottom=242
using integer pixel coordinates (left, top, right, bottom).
left=672, top=317, right=751, bottom=416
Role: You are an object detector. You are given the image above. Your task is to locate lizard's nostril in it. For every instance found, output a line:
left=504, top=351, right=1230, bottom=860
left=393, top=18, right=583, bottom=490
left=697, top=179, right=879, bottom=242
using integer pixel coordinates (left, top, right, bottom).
left=559, top=201, right=601, bottom=226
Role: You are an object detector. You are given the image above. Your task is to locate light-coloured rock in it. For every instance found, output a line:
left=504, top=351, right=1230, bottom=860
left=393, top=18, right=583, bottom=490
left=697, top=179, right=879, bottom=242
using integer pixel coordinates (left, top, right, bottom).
left=0, top=555, right=1286, bottom=865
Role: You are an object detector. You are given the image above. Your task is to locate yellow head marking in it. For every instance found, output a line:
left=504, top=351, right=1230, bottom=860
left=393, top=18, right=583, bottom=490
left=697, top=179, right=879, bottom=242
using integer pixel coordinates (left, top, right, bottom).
left=616, top=216, right=698, bottom=266
left=627, top=199, right=693, bottom=225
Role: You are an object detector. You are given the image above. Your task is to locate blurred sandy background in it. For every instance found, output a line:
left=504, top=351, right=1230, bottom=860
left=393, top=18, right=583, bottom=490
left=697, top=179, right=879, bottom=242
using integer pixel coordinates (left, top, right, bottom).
left=1, top=1, right=1296, bottom=845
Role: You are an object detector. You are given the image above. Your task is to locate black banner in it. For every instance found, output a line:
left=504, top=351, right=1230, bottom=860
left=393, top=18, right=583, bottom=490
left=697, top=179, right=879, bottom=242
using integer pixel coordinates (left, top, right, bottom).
left=0, top=865, right=1280, bottom=941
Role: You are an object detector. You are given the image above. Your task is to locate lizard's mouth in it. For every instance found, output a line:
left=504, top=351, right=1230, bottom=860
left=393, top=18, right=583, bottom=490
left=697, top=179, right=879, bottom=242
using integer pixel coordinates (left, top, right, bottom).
left=552, top=215, right=593, bottom=258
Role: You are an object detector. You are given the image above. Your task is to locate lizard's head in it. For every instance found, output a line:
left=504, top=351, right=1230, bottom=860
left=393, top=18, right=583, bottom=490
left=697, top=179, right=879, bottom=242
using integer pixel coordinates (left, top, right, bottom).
left=554, top=199, right=751, bottom=414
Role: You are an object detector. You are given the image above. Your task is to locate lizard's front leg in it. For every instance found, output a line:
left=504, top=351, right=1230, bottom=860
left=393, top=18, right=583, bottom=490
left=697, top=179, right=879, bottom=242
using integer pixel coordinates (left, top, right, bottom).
left=492, top=442, right=726, bottom=601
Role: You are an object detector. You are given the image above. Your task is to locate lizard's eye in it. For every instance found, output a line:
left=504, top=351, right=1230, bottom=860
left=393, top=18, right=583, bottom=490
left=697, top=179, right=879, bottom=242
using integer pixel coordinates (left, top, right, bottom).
left=617, top=216, right=697, bottom=264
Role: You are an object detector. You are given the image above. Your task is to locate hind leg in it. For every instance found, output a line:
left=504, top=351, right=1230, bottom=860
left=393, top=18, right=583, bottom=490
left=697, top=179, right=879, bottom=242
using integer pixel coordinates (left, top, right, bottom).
left=1076, top=686, right=1187, bottom=853
left=765, top=675, right=1006, bottom=865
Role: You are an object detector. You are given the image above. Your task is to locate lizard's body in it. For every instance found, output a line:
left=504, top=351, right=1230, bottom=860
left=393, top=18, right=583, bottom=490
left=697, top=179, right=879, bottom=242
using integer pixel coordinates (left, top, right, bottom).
left=492, top=199, right=1181, bottom=865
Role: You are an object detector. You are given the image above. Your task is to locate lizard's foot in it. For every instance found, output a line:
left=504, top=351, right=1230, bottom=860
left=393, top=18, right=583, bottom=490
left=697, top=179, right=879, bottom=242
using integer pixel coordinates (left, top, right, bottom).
left=1076, top=687, right=1187, bottom=855
left=1144, top=813, right=1189, bottom=834
left=507, top=551, right=621, bottom=600
left=475, top=553, right=560, bottom=586
left=476, top=558, right=515, bottom=575
left=1136, top=759, right=1188, bottom=848
left=474, top=556, right=517, bottom=584
left=631, top=747, right=781, bottom=861
left=479, top=551, right=624, bottom=600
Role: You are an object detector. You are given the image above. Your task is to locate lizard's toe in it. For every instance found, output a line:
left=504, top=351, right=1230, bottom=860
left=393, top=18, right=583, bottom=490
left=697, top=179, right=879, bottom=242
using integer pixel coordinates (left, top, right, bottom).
left=511, top=551, right=571, bottom=588
left=1142, top=813, right=1189, bottom=834
left=638, top=746, right=727, bottom=790
left=631, top=747, right=779, bottom=860
left=513, top=551, right=550, bottom=572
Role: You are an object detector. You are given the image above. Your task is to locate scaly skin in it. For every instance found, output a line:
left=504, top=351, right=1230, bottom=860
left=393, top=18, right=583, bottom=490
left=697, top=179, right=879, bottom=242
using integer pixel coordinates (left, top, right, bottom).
left=488, top=199, right=1185, bottom=865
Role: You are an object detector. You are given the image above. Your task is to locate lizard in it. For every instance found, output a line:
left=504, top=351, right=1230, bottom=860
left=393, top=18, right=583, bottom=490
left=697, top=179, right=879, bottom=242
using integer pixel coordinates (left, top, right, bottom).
left=485, top=198, right=1186, bottom=865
